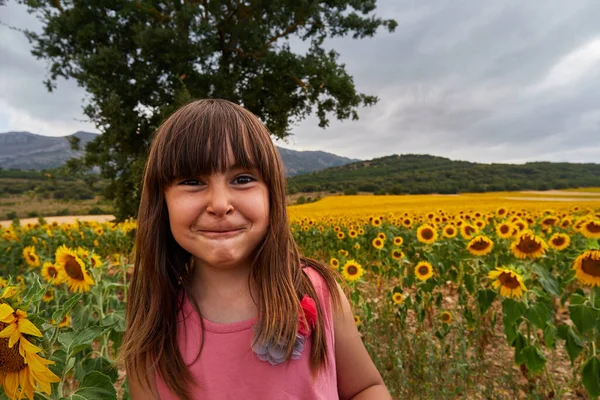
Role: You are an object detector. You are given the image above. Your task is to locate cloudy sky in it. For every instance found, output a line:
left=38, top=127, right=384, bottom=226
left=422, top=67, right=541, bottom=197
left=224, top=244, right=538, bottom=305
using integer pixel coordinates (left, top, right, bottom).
left=1, top=0, right=599, bottom=163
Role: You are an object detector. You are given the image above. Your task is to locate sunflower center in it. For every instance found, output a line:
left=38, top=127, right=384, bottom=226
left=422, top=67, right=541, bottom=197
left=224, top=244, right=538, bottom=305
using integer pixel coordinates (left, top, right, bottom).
left=586, top=222, right=600, bottom=233
left=422, top=229, right=433, bottom=240
left=552, top=237, right=566, bottom=246
left=465, top=226, right=475, bottom=235
left=582, top=258, right=600, bottom=277
left=446, top=228, right=455, bottom=234
left=347, top=265, right=358, bottom=276
left=470, top=239, right=490, bottom=251
left=418, top=266, right=430, bottom=275
left=0, top=323, right=26, bottom=374
left=48, top=266, right=57, bottom=277
left=498, top=272, right=520, bottom=289
left=64, top=256, right=84, bottom=280
left=516, top=236, right=541, bottom=254
left=28, top=254, right=36, bottom=262
left=500, top=225, right=510, bottom=234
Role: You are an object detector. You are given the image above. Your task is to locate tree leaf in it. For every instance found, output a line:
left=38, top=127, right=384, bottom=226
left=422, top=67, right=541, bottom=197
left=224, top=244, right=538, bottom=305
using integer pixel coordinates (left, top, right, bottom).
left=582, top=356, right=600, bottom=399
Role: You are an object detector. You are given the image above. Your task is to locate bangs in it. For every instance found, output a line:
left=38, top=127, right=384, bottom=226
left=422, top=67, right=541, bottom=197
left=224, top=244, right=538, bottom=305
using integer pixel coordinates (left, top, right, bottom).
left=151, top=100, right=272, bottom=188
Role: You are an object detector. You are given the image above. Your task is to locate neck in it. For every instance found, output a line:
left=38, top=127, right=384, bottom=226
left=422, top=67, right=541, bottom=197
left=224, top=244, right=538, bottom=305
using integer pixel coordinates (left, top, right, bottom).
left=190, top=258, right=257, bottom=302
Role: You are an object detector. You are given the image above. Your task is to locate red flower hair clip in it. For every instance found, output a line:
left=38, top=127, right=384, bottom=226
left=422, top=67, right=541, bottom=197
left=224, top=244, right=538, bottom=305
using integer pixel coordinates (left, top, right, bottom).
left=251, top=295, right=318, bottom=366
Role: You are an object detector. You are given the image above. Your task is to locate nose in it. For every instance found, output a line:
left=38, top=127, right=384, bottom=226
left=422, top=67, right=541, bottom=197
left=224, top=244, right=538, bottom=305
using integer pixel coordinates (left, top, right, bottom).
left=206, top=182, right=234, bottom=217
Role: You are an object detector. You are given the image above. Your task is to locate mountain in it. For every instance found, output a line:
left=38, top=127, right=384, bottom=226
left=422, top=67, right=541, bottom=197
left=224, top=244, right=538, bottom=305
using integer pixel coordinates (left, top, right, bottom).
left=0, top=131, right=98, bottom=170
left=0, top=131, right=358, bottom=175
left=287, top=154, right=600, bottom=194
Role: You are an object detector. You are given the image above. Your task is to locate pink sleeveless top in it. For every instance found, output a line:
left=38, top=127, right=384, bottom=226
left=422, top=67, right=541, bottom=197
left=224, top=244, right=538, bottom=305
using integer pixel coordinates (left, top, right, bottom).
left=156, top=267, right=338, bottom=399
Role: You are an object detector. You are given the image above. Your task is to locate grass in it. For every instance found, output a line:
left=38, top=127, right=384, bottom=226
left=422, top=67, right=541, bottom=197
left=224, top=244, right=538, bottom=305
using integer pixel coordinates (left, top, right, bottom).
left=0, top=193, right=114, bottom=220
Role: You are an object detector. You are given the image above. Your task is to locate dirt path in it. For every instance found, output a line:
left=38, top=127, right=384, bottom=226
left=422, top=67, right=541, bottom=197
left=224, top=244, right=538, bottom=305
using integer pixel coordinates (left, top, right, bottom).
left=0, top=214, right=115, bottom=228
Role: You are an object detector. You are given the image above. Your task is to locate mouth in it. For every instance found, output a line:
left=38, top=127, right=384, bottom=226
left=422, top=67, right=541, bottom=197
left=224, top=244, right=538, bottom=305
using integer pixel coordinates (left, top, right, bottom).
left=199, top=228, right=244, bottom=238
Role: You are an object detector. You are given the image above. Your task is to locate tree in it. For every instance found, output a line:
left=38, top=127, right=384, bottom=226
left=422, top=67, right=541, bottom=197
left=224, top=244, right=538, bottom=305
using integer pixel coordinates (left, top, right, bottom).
left=19, top=0, right=397, bottom=219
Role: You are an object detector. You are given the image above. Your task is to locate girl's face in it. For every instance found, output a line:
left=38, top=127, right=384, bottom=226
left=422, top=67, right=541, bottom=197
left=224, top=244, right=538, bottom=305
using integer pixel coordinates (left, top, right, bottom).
left=164, top=153, right=269, bottom=272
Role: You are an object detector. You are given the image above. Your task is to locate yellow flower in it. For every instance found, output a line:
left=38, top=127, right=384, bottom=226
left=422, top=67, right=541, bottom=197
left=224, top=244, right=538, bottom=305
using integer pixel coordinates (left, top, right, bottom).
left=440, top=311, right=453, bottom=324
left=415, top=261, right=434, bottom=281
left=416, top=225, right=438, bottom=245
left=41, top=262, right=63, bottom=285
left=466, top=235, right=494, bottom=256
left=377, top=232, right=386, bottom=241
left=341, top=260, right=364, bottom=282
left=353, top=243, right=360, bottom=250
left=371, top=217, right=382, bottom=227
left=55, top=245, right=95, bottom=292
left=495, top=222, right=514, bottom=239
left=460, top=224, right=478, bottom=240
left=22, top=246, right=40, bottom=268
left=511, top=230, right=548, bottom=260
left=581, top=219, right=600, bottom=239
left=392, top=292, right=404, bottom=305
left=42, top=289, right=54, bottom=303
left=338, top=249, right=348, bottom=257
left=548, top=233, right=570, bottom=251
left=348, top=229, right=358, bottom=238
left=401, top=218, right=413, bottom=229
left=371, top=237, right=384, bottom=250
left=442, top=225, right=457, bottom=239
left=57, top=315, right=71, bottom=329
left=329, top=258, right=340, bottom=269
left=0, top=304, right=60, bottom=399
left=488, top=267, right=527, bottom=298
left=572, top=250, right=600, bottom=287
left=393, top=236, right=403, bottom=246
left=337, top=232, right=345, bottom=240
left=89, top=254, right=103, bottom=268
left=391, top=250, right=404, bottom=261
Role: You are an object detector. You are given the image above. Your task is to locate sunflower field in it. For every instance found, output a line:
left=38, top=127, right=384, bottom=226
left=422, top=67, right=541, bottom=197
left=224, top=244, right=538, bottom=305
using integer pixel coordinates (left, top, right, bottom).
left=1, top=191, right=600, bottom=399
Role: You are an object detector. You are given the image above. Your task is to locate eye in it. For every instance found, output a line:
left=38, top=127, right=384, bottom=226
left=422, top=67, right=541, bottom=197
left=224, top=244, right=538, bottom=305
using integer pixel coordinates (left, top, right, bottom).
left=232, top=175, right=256, bottom=185
left=179, top=179, right=203, bottom=186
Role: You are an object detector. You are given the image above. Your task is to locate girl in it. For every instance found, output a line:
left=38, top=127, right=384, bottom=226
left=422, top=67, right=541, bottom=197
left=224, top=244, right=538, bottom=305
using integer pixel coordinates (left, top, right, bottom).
left=118, top=99, right=390, bottom=399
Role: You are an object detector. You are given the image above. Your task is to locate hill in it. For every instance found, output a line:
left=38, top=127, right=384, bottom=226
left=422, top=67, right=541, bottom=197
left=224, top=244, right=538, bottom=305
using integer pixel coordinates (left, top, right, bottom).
left=287, top=154, right=600, bottom=194
left=0, top=131, right=357, bottom=176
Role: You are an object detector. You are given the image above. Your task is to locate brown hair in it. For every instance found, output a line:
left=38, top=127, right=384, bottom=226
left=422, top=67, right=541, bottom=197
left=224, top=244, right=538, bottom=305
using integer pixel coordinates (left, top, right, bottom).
left=118, top=99, right=343, bottom=399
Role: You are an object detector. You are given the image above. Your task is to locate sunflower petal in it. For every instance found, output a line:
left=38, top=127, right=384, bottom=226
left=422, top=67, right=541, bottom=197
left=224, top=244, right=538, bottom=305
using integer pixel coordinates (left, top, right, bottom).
left=17, top=318, right=42, bottom=337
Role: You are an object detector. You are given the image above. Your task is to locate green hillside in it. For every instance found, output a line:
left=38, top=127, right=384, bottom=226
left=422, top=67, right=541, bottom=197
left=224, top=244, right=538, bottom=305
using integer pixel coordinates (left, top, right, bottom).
left=287, top=154, right=600, bottom=195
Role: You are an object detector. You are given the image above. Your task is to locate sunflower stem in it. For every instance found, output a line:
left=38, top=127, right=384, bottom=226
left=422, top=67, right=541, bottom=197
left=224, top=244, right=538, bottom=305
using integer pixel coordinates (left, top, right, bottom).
left=543, top=363, right=556, bottom=395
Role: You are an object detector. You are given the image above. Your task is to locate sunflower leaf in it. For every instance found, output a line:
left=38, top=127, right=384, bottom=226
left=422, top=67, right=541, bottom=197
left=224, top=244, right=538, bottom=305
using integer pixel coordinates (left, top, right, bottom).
left=71, top=371, right=117, bottom=400
left=532, top=264, right=560, bottom=296
left=565, top=326, right=584, bottom=364
left=21, top=274, right=45, bottom=306
left=521, top=345, right=546, bottom=374
left=514, top=333, right=527, bottom=364
left=582, top=356, right=600, bottom=398
left=569, top=304, right=600, bottom=335
left=502, top=298, right=526, bottom=326
left=476, top=289, right=497, bottom=315
left=525, top=301, right=553, bottom=330
left=543, top=322, right=557, bottom=349
left=52, top=292, right=83, bottom=324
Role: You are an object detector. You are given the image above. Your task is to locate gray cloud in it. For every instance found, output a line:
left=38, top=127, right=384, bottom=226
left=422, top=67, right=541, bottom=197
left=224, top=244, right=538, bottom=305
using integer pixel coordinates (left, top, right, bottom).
left=1, top=0, right=600, bottom=163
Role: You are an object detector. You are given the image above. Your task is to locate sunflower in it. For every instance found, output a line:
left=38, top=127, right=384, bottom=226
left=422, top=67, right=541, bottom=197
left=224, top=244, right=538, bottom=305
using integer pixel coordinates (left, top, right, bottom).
left=57, top=315, right=71, bottom=329
left=511, top=230, right=548, bottom=260
left=22, top=246, right=40, bottom=268
left=416, top=225, right=438, bottom=245
left=460, top=224, right=478, bottom=240
left=372, top=237, right=384, bottom=250
left=467, top=235, right=494, bottom=256
left=392, top=292, right=404, bottom=305
left=541, top=216, right=558, bottom=229
left=94, top=226, right=103, bottom=236
left=572, top=250, right=600, bottom=287
left=338, top=249, right=349, bottom=257
left=393, top=236, right=403, bottom=246
left=443, top=225, right=457, bottom=238
left=337, top=232, right=345, bottom=240
left=348, top=229, right=358, bottom=238
left=371, top=217, right=382, bottom=227
left=488, top=267, right=527, bottom=298
left=55, top=245, right=95, bottom=293
left=329, top=258, right=340, bottom=269
left=354, top=315, right=361, bottom=326
left=377, top=232, right=386, bottom=241
left=414, top=261, right=434, bottom=281
left=0, top=304, right=60, bottom=399
left=41, top=289, right=54, bottom=303
left=548, top=233, right=570, bottom=251
left=391, top=250, right=404, bottom=260
left=342, top=260, right=364, bottom=282
left=402, top=218, right=413, bottom=228
left=474, top=220, right=486, bottom=230
left=581, top=220, right=600, bottom=239
left=41, top=262, right=63, bottom=285
left=358, top=228, right=365, bottom=235
left=440, top=311, right=453, bottom=324
left=334, top=226, right=341, bottom=233
left=89, top=254, right=103, bottom=268
left=495, top=222, right=513, bottom=239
